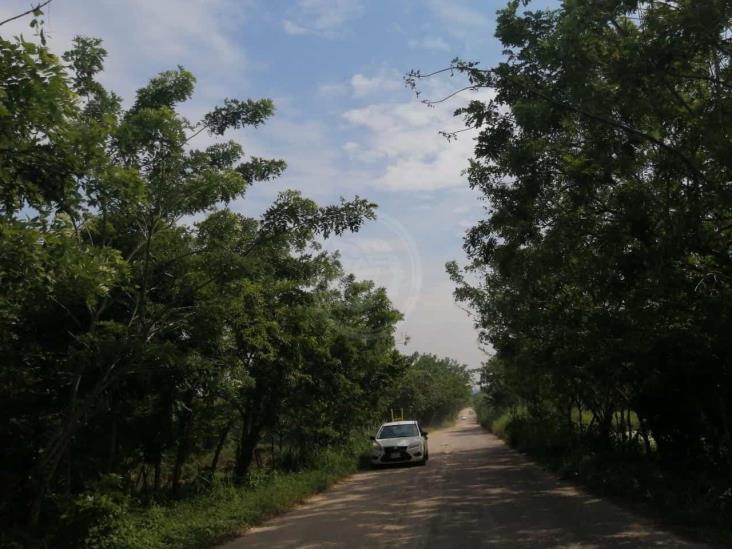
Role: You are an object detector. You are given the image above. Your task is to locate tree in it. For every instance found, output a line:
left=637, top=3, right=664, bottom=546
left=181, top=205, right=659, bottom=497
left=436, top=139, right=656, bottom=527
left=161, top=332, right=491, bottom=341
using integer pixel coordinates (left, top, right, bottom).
left=0, top=28, right=379, bottom=526
left=386, top=353, right=472, bottom=426
left=410, top=0, right=732, bottom=473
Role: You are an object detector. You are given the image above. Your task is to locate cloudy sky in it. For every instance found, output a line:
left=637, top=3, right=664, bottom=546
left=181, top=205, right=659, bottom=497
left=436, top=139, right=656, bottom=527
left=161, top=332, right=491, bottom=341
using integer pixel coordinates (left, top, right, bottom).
left=1, top=0, right=550, bottom=370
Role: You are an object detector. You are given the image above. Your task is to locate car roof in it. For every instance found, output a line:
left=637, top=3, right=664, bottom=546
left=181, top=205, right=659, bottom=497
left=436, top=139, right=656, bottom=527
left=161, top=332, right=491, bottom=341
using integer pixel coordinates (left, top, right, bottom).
left=379, top=420, right=418, bottom=427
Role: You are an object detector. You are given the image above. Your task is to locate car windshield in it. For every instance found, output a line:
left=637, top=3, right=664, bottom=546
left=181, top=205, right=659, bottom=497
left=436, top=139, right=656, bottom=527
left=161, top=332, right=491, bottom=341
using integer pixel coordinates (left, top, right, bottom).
left=378, top=424, right=419, bottom=439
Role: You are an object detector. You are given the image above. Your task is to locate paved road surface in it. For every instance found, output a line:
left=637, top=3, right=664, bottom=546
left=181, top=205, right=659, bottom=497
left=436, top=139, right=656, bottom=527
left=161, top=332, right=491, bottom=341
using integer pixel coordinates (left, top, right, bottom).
left=222, top=409, right=705, bottom=548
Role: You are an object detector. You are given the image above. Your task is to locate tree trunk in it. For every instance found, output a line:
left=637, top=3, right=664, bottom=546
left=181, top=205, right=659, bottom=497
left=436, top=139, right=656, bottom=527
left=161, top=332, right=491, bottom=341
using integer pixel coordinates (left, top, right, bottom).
left=597, top=408, right=614, bottom=448
left=171, top=392, right=194, bottom=496
left=107, top=415, right=118, bottom=473
left=271, top=433, right=276, bottom=471
left=234, top=411, right=262, bottom=482
left=25, top=351, right=129, bottom=525
left=135, top=465, right=147, bottom=491
left=639, top=416, right=652, bottom=455
left=26, top=417, right=81, bottom=525
left=153, top=453, right=162, bottom=492
left=210, top=419, right=233, bottom=477
left=565, top=402, right=573, bottom=434
left=577, top=402, right=584, bottom=434
left=718, top=395, right=732, bottom=475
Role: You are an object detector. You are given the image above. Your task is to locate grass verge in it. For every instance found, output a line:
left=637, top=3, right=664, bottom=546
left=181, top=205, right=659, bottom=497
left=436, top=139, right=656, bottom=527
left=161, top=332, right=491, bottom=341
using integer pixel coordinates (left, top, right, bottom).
left=135, top=445, right=364, bottom=549
left=0, top=441, right=368, bottom=549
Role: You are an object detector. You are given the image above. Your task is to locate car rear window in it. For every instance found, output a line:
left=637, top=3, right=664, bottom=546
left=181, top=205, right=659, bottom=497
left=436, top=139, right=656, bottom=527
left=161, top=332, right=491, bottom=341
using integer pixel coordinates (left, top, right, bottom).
left=378, top=424, right=419, bottom=439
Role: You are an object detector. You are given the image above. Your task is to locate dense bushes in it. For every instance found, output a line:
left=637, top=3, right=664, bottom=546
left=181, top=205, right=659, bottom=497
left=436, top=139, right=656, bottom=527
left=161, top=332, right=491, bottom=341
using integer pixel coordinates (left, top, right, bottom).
left=43, top=441, right=367, bottom=549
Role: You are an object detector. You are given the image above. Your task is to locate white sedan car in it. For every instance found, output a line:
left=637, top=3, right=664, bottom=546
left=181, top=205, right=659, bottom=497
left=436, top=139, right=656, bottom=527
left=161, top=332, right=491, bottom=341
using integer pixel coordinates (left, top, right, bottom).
left=370, top=420, right=429, bottom=466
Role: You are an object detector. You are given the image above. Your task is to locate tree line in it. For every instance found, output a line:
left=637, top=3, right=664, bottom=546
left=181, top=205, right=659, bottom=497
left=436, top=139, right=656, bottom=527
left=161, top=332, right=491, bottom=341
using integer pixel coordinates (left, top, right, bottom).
left=0, top=22, right=471, bottom=538
left=386, top=353, right=472, bottom=426
left=412, top=0, right=731, bottom=519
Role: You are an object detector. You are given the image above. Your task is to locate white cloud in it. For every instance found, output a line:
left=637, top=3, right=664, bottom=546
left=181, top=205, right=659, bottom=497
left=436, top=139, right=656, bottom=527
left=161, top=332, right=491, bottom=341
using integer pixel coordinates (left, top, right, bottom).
left=318, top=68, right=405, bottom=99
left=282, top=0, right=364, bottom=37
left=0, top=0, right=251, bottom=107
left=282, top=19, right=309, bottom=35
left=318, top=81, right=350, bottom=96
left=350, top=70, right=403, bottom=97
left=342, top=141, right=360, bottom=154
left=350, top=237, right=406, bottom=254
left=342, top=87, right=494, bottom=191
left=408, top=36, right=450, bottom=51
left=427, top=0, right=491, bottom=30
left=321, top=211, right=423, bottom=320
left=402, top=280, right=487, bottom=368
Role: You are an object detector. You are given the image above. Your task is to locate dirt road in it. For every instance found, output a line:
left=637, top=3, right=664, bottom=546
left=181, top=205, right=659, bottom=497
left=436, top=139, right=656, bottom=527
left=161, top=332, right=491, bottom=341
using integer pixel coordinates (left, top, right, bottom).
left=222, top=409, right=704, bottom=548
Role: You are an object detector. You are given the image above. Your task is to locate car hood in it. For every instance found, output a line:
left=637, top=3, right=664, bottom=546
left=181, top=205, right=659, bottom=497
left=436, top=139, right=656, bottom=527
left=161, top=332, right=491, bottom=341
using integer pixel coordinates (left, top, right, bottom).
left=375, top=436, right=422, bottom=446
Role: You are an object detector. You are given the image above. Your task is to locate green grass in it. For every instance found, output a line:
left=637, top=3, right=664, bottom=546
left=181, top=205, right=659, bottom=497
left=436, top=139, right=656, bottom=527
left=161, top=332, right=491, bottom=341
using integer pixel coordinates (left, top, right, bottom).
left=489, top=411, right=513, bottom=438
left=13, top=441, right=369, bottom=549
left=139, top=445, right=364, bottom=549
left=132, top=468, right=351, bottom=547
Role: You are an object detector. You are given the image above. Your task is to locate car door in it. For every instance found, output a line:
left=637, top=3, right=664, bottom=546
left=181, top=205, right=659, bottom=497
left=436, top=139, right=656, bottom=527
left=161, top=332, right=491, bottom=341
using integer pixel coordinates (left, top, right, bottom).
left=418, top=423, right=428, bottom=454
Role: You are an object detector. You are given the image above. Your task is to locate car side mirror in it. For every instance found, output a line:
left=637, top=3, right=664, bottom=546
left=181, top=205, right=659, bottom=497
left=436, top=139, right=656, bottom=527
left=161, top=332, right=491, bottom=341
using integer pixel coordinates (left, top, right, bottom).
left=422, top=431, right=428, bottom=437
left=369, top=435, right=375, bottom=441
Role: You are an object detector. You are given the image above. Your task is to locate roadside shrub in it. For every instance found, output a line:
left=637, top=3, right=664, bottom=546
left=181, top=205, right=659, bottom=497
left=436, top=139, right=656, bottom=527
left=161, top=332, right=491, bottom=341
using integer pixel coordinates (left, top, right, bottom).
left=504, top=414, right=570, bottom=456
left=473, top=393, right=505, bottom=429
left=55, top=491, right=152, bottom=549
left=489, top=412, right=512, bottom=438
left=46, top=440, right=372, bottom=549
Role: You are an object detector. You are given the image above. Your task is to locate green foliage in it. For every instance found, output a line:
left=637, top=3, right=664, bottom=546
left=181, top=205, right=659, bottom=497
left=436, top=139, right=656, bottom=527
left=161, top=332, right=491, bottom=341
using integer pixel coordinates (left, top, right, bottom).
left=130, top=66, right=195, bottom=112
left=0, top=11, right=490, bottom=549
left=386, top=353, right=472, bottom=426
left=0, top=24, right=406, bottom=544
left=0, top=36, right=83, bottom=213
left=438, top=0, right=732, bottom=475
left=62, top=37, right=108, bottom=97
left=49, top=442, right=367, bottom=549
left=58, top=492, right=142, bottom=549
left=203, top=98, right=275, bottom=135
left=415, top=0, right=732, bottom=536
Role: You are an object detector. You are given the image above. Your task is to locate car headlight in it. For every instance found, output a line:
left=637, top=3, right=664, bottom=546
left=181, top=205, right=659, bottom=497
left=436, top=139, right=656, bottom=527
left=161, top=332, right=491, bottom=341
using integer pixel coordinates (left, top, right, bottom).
left=407, top=441, right=422, bottom=449
left=371, top=441, right=382, bottom=452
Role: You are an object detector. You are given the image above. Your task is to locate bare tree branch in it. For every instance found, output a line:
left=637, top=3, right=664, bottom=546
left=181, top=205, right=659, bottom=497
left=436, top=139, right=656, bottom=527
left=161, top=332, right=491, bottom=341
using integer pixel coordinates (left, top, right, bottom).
left=0, top=0, right=54, bottom=27
left=423, top=85, right=483, bottom=106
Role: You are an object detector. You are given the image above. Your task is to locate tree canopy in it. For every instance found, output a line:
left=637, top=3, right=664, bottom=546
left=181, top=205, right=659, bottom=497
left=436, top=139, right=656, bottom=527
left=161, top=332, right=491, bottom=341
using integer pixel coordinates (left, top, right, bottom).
left=0, top=25, right=412, bottom=534
left=419, top=0, right=732, bottom=481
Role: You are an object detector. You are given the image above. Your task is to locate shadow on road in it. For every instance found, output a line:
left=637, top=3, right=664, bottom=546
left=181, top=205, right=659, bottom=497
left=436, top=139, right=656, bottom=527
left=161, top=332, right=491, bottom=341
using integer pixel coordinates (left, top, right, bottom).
left=223, top=415, right=704, bottom=548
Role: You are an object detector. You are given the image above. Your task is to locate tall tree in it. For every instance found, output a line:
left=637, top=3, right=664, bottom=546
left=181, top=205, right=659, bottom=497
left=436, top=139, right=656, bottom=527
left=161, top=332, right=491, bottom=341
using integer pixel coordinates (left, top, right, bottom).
left=409, top=0, right=732, bottom=471
left=0, top=29, right=377, bottom=525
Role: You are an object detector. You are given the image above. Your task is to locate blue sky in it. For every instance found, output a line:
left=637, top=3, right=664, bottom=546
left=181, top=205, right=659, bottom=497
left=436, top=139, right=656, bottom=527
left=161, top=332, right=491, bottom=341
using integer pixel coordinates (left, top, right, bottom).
left=1, top=0, right=540, bottom=370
